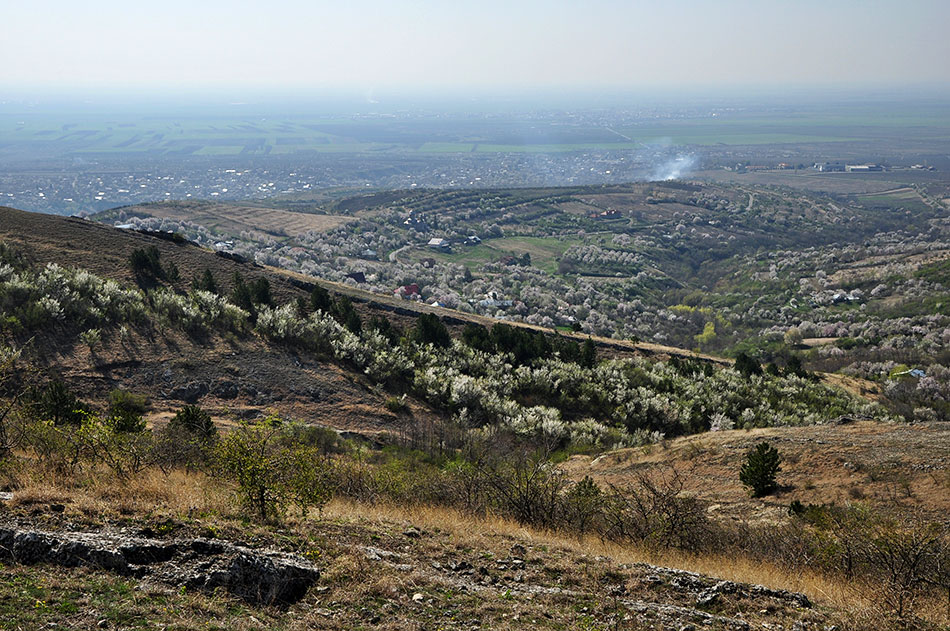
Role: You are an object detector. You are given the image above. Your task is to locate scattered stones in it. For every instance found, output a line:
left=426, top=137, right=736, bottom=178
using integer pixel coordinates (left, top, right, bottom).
left=169, top=381, right=209, bottom=403
left=212, top=379, right=239, bottom=399
left=363, top=546, right=400, bottom=562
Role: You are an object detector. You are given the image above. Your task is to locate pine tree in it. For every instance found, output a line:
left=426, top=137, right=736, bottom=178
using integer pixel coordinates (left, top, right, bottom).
left=740, top=441, right=781, bottom=497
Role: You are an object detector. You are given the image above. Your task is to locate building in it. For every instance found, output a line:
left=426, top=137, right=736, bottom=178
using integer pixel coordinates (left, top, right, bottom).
left=845, top=164, right=884, bottom=172
left=395, top=283, right=421, bottom=298
left=427, top=238, right=450, bottom=251
left=814, top=162, right=846, bottom=172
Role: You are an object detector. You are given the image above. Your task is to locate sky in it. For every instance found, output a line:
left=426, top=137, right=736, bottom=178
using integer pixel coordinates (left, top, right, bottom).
left=2, top=0, right=949, bottom=95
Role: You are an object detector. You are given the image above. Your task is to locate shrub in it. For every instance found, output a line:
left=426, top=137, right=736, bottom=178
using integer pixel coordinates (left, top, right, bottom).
left=28, top=380, right=88, bottom=427
left=107, top=389, right=148, bottom=433
left=214, top=418, right=286, bottom=520
left=129, top=246, right=163, bottom=279
left=169, top=404, right=216, bottom=440
left=76, top=411, right=153, bottom=478
left=192, top=269, right=218, bottom=294
left=412, top=313, right=451, bottom=348
left=601, top=467, right=712, bottom=550
left=740, top=441, right=781, bottom=497
left=78, top=328, right=101, bottom=350
left=385, top=395, right=409, bottom=414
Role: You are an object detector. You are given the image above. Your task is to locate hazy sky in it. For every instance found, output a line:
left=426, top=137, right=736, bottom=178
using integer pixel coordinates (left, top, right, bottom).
left=3, top=0, right=949, bottom=93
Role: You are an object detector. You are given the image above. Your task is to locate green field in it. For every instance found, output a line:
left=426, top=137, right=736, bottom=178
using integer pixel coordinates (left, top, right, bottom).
left=415, top=236, right=582, bottom=274
left=3, top=100, right=949, bottom=159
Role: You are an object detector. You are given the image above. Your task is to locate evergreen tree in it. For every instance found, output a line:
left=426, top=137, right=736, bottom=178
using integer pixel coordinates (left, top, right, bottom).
left=413, top=313, right=451, bottom=348
left=310, top=285, right=333, bottom=313
left=169, top=404, right=217, bottom=440
left=580, top=338, right=597, bottom=368
left=108, top=389, right=148, bottom=433
left=740, top=441, right=782, bottom=497
left=734, top=352, right=762, bottom=378
left=192, top=269, right=218, bottom=294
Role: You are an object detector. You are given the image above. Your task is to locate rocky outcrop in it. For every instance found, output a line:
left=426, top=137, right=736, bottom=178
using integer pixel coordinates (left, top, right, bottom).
left=0, top=525, right=319, bottom=606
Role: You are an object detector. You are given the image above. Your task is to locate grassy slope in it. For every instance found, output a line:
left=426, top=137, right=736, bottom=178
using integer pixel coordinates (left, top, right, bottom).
left=0, top=477, right=860, bottom=631
left=561, top=421, right=950, bottom=524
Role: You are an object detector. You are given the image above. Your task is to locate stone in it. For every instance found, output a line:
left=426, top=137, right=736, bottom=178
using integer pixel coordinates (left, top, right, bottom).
left=0, top=523, right=319, bottom=606
left=170, top=381, right=209, bottom=403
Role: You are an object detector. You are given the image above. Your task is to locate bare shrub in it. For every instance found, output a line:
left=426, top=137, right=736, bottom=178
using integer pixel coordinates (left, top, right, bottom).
left=602, top=466, right=712, bottom=551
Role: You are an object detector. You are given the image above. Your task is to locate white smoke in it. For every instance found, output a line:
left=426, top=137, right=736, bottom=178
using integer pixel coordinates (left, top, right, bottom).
left=650, top=154, right=698, bottom=181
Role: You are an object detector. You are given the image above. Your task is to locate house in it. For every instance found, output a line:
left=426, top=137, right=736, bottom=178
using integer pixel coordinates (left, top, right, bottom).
left=465, top=235, right=481, bottom=245
left=359, top=248, right=378, bottom=260
left=427, top=238, right=450, bottom=251
left=395, top=283, right=421, bottom=298
left=588, top=209, right=622, bottom=219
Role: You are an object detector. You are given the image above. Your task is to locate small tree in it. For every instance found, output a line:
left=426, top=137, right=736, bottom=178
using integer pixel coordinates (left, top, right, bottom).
left=192, top=268, right=218, bottom=294
left=30, top=380, right=88, bottom=426
left=249, top=277, right=273, bottom=307
left=412, top=313, right=451, bottom=348
left=129, top=246, right=163, bottom=279
left=740, top=441, right=781, bottom=497
left=215, top=417, right=284, bottom=520
left=79, top=328, right=101, bottom=351
left=107, top=389, right=148, bottom=433
left=169, top=404, right=216, bottom=440
left=580, top=338, right=597, bottom=368
left=309, top=285, right=333, bottom=313
left=734, top=352, right=762, bottom=378
left=214, top=415, right=334, bottom=520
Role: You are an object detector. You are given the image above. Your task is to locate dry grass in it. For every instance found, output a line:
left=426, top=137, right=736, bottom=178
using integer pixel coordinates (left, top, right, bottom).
left=321, top=499, right=869, bottom=617
left=6, top=464, right=231, bottom=521
left=5, top=464, right=949, bottom=629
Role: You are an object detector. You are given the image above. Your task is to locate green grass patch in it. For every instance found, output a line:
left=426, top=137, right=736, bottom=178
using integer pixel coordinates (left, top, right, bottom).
left=416, top=236, right=582, bottom=274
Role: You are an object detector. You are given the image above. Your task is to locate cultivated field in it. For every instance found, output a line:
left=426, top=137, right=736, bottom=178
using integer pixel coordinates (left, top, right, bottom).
left=105, top=201, right=354, bottom=237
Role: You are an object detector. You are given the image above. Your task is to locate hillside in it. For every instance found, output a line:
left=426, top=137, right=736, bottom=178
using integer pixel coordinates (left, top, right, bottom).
left=2, top=204, right=949, bottom=629
left=562, top=420, right=950, bottom=523
left=91, top=179, right=950, bottom=428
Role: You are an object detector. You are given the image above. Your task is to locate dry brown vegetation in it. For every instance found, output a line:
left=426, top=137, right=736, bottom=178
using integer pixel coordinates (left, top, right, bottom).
left=562, top=421, right=950, bottom=523
left=1, top=462, right=932, bottom=631
left=114, top=200, right=356, bottom=237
